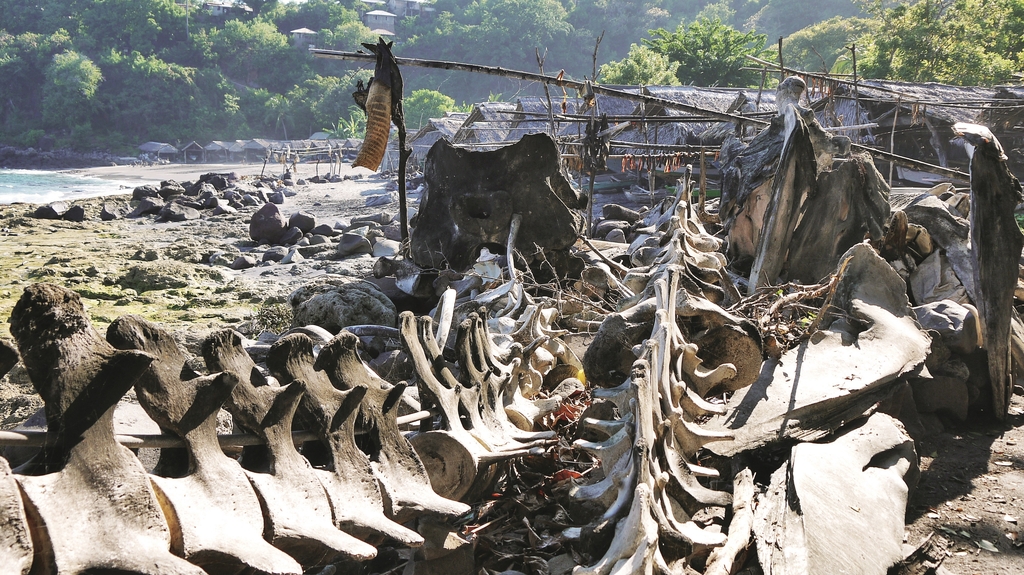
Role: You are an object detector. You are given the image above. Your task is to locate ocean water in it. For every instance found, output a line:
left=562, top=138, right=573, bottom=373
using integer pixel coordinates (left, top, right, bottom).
left=0, top=169, right=140, bottom=205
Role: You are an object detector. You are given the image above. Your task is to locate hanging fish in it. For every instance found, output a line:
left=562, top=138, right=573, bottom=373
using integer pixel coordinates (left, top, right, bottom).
left=354, top=38, right=400, bottom=171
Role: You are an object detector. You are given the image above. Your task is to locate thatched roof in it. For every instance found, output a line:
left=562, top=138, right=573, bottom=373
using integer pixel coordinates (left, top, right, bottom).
left=138, top=141, right=177, bottom=154
left=451, top=102, right=517, bottom=147
left=409, top=112, right=469, bottom=160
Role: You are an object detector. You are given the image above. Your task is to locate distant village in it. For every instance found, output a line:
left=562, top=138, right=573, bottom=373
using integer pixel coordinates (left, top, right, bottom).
left=135, top=77, right=1024, bottom=186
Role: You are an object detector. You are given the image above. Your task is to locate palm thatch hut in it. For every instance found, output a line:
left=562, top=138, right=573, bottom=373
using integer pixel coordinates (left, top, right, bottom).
left=408, top=112, right=469, bottom=161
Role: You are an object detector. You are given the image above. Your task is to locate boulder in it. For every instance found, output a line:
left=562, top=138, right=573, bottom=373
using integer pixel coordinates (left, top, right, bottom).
left=158, top=203, right=201, bottom=223
left=268, top=191, right=285, bottom=205
left=278, top=226, right=303, bottom=246
left=593, top=219, right=630, bottom=238
left=372, top=239, right=401, bottom=257
left=605, top=228, right=626, bottom=243
left=910, top=375, right=969, bottom=421
left=158, top=181, right=186, bottom=199
left=249, top=203, right=289, bottom=244
left=365, top=193, right=397, bottom=207
left=198, top=173, right=230, bottom=190
left=289, top=211, right=316, bottom=233
left=913, top=300, right=980, bottom=355
left=336, top=234, right=373, bottom=258
left=132, top=184, right=160, bottom=201
left=212, top=204, right=237, bottom=216
left=262, top=246, right=288, bottom=263
left=281, top=248, right=304, bottom=265
left=62, top=205, right=86, bottom=222
left=289, top=279, right=398, bottom=332
left=311, top=223, right=336, bottom=237
left=602, top=204, right=641, bottom=224
left=100, top=202, right=129, bottom=221
left=128, top=197, right=164, bottom=218
left=231, top=255, right=257, bottom=270
left=33, top=201, right=66, bottom=220
left=309, top=234, right=330, bottom=246
left=352, top=212, right=393, bottom=227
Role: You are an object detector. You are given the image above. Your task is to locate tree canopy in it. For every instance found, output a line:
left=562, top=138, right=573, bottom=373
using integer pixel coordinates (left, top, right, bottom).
left=645, top=18, right=773, bottom=87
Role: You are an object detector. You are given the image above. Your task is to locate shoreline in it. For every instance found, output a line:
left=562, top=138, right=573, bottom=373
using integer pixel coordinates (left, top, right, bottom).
left=72, top=161, right=348, bottom=185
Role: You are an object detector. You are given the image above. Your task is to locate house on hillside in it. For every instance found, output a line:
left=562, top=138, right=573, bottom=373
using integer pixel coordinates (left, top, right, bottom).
left=388, top=0, right=434, bottom=18
left=363, top=10, right=397, bottom=34
left=204, top=1, right=252, bottom=17
left=290, top=28, right=317, bottom=49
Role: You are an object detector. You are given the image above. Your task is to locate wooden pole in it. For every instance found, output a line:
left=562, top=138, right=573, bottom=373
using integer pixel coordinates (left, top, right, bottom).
left=888, top=96, right=901, bottom=186
left=777, top=37, right=784, bottom=82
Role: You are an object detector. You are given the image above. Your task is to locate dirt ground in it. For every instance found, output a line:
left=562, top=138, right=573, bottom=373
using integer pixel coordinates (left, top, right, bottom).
left=903, top=390, right=1024, bottom=574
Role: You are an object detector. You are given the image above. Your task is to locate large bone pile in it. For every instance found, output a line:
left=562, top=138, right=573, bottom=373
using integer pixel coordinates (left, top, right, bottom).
left=2, top=92, right=1023, bottom=574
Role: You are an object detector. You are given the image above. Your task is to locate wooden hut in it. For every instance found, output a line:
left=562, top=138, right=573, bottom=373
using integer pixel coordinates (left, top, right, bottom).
left=138, top=141, right=178, bottom=162
left=181, top=141, right=205, bottom=163
left=408, top=112, right=469, bottom=162
left=451, top=102, right=517, bottom=149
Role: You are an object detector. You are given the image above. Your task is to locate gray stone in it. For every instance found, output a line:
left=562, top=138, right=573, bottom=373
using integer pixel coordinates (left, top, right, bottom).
left=910, top=375, right=969, bottom=421
left=278, top=226, right=303, bottom=246
left=128, top=197, right=164, bottom=218
left=262, top=246, right=289, bottom=263
left=249, top=203, right=289, bottom=244
left=282, top=187, right=298, bottom=198
left=231, top=255, right=257, bottom=270
left=268, top=191, right=285, bottom=204
left=101, top=202, right=129, bottom=221
left=296, top=237, right=310, bottom=247
left=336, top=234, right=373, bottom=258
left=132, top=184, right=159, bottom=201
left=602, top=203, right=641, bottom=224
left=281, top=248, right=304, bottom=265
left=372, top=239, right=401, bottom=257
left=365, top=193, right=397, bottom=207
left=212, top=204, right=237, bottom=216
left=594, top=219, right=630, bottom=239
left=605, top=228, right=627, bottom=243
left=352, top=212, right=393, bottom=226
left=289, top=211, right=316, bottom=233
left=158, top=203, right=201, bottom=222
left=382, top=222, right=403, bottom=241
left=913, top=300, right=980, bottom=355
left=311, top=224, right=335, bottom=237
left=241, top=194, right=261, bottom=206
left=309, top=234, right=330, bottom=245
left=34, top=202, right=66, bottom=220
left=289, top=279, right=398, bottom=332
left=62, top=205, right=86, bottom=222
left=158, top=181, right=186, bottom=199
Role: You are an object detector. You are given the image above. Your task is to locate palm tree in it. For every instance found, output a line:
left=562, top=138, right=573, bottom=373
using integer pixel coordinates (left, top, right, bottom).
left=264, top=94, right=294, bottom=140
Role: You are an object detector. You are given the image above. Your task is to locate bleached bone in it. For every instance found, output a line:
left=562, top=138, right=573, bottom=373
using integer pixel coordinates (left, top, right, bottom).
left=0, top=458, right=32, bottom=575
left=315, top=331, right=470, bottom=522
left=265, top=333, right=423, bottom=546
left=221, top=367, right=378, bottom=564
left=10, top=283, right=206, bottom=575
left=401, top=312, right=549, bottom=500
left=573, top=483, right=666, bottom=575
left=106, top=316, right=304, bottom=574
left=578, top=416, right=629, bottom=442
left=704, top=468, right=755, bottom=575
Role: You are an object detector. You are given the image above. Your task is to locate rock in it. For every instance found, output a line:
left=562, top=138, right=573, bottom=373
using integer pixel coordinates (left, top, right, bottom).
left=311, top=223, right=336, bottom=237
left=336, top=234, right=373, bottom=258
left=128, top=197, right=164, bottom=218
left=241, top=194, right=261, bottom=206
left=62, top=205, right=86, bottom=222
left=333, top=219, right=351, bottom=230
left=268, top=191, right=285, bottom=204
left=281, top=187, right=298, bottom=198
left=249, top=203, right=289, bottom=244
left=602, top=204, right=641, bottom=224
left=207, top=251, right=237, bottom=267
left=289, top=279, right=398, bottom=332
left=158, top=181, right=186, bottom=199
left=281, top=248, right=304, bottom=265
left=365, top=193, right=397, bottom=207
left=296, top=237, right=310, bottom=247
left=913, top=300, right=980, bottom=355
left=132, top=184, right=159, bottom=201
left=309, top=234, right=330, bottom=246
left=157, top=203, right=201, bottom=222
left=278, top=226, right=303, bottom=246
left=33, top=201, right=66, bottom=219
left=369, top=349, right=415, bottom=383
left=352, top=212, right=393, bottom=227
left=118, top=261, right=215, bottom=292
left=372, top=239, right=401, bottom=257
left=289, top=211, right=316, bottom=233
left=100, top=202, right=129, bottom=221
left=199, top=191, right=219, bottom=210
left=910, top=375, right=969, bottom=421
left=262, top=246, right=289, bottom=263
left=605, top=228, right=627, bottom=243
left=212, top=204, right=237, bottom=216
left=199, top=173, right=230, bottom=190
left=381, top=222, right=403, bottom=241
left=231, top=255, right=257, bottom=270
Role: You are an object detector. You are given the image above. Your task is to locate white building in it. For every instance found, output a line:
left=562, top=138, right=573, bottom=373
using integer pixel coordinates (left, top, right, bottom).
left=290, top=28, right=317, bottom=49
left=363, top=10, right=397, bottom=34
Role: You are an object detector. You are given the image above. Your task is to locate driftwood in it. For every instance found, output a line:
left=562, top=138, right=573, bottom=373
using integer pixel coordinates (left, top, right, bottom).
left=107, top=316, right=305, bottom=575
